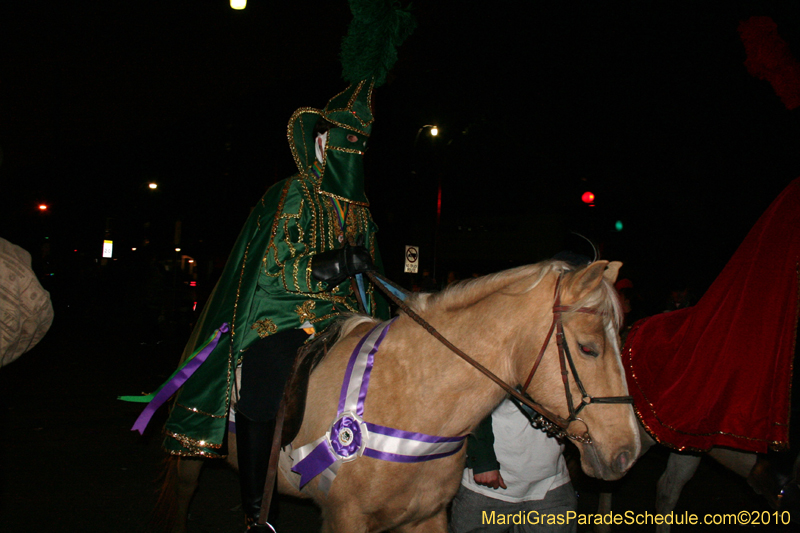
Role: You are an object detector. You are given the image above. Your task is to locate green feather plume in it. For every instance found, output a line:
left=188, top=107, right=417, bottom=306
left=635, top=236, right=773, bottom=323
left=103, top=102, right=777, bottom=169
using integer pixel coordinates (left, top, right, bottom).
left=340, top=0, right=416, bottom=87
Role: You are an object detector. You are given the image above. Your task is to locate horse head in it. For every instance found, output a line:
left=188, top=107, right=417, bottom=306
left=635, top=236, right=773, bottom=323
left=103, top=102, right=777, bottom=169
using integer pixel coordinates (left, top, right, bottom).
left=523, top=261, right=641, bottom=480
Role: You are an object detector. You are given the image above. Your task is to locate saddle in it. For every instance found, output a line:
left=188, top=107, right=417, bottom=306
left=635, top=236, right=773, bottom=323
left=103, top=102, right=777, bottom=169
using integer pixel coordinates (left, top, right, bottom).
left=279, top=324, right=342, bottom=447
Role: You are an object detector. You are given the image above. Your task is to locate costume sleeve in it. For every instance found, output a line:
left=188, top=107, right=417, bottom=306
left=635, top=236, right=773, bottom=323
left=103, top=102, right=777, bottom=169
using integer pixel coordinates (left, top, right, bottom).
left=263, top=180, right=329, bottom=295
left=465, top=412, right=501, bottom=474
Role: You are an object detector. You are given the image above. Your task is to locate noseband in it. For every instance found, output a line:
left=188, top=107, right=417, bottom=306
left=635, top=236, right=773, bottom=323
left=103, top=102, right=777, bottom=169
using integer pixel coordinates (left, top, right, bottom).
left=513, top=272, right=634, bottom=444
left=365, top=270, right=633, bottom=445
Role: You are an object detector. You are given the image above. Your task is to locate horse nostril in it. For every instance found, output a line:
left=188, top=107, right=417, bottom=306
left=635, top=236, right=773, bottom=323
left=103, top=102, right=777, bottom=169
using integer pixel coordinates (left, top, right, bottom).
left=615, top=451, right=631, bottom=473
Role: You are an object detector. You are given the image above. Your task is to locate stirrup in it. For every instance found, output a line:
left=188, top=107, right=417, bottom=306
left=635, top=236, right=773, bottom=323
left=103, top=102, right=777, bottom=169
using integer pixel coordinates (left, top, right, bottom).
left=245, top=522, right=276, bottom=532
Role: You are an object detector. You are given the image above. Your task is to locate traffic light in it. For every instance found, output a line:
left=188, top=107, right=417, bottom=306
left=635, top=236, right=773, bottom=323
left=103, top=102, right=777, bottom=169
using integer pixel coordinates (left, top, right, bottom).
left=581, top=191, right=595, bottom=205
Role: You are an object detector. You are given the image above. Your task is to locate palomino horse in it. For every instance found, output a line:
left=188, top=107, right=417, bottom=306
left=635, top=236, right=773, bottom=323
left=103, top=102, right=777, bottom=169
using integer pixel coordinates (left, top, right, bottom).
left=162, top=260, right=641, bottom=532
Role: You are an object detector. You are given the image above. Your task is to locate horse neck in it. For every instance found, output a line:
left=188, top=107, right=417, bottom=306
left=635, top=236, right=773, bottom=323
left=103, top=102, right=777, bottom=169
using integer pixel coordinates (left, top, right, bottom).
left=404, top=269, right=559, bottom=435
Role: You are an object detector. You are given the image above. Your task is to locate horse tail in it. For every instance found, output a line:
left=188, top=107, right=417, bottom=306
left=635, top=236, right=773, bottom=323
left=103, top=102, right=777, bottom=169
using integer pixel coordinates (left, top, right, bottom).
left=152, top=455, right=203, bottom=533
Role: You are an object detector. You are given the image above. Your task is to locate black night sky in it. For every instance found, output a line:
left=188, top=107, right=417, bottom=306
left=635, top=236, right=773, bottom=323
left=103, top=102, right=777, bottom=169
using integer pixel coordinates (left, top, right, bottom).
left=3, top=1, right=800, bottom=317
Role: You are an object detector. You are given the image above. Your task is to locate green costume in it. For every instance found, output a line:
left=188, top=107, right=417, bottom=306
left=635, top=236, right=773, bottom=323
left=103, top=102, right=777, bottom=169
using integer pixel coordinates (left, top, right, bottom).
left=163, top=80, right=390, bottom=458
left=158, top=4, right=414, bottom=529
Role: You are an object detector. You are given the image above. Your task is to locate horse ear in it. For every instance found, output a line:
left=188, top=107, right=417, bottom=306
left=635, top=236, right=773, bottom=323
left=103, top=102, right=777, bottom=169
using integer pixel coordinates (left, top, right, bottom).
left=603, top=261, right=623, bottom=285
left=565, top=261, right=609, bottom=301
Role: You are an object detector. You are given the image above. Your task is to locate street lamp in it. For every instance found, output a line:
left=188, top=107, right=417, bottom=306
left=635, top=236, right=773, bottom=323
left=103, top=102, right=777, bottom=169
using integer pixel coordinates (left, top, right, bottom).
left=412, top=124, right=442, bottom=281
left=414, top=124, right=439, bottom=145
left=230, top=0, right=246, bottom=9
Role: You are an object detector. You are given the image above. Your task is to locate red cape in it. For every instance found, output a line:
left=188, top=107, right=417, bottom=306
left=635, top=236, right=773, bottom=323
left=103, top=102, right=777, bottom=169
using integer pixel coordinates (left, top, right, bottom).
left=623, top=178, right=800, bottom=452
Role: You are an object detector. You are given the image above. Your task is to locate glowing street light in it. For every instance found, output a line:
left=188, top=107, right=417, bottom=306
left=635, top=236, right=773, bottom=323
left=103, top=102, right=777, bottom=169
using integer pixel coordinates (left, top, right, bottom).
left=148, top=182, right=158, bottom=190
left=38, top=204, right=48, bottom=211
left=430, top=126, right=439, bottom=136
left=230, top=0, right=246, bottom=9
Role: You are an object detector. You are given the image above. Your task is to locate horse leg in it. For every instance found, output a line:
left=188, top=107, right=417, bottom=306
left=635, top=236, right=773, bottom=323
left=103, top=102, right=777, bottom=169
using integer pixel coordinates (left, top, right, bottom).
left=391, top=509, right=447, bottom=533
left=175, top=457, right=204, bottom=531
left=714, top=448, right=786, bottom=510
left=320, top=507, right=369, bottom=533
left=654, top=452, right=701, bottom=533
left=154, top=456, right=204, bottom=533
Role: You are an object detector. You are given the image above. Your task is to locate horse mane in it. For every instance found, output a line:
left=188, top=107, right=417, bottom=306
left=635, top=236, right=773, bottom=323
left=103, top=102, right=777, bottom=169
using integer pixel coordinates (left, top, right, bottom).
left=406, top=259, right=623, bottom=332
left=407, top=260, right=565, bottom=314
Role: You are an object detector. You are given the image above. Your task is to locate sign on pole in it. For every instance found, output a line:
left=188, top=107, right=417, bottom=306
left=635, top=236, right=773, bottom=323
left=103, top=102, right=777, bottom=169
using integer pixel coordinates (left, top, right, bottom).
left=404, top=245, right=419, bottom=273
left=102, top=240, right=113, bottom=258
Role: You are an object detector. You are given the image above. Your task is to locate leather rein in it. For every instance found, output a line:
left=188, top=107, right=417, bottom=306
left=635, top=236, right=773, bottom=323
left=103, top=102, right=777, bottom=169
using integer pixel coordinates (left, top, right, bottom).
left=366, top=270, right=634, bottom=445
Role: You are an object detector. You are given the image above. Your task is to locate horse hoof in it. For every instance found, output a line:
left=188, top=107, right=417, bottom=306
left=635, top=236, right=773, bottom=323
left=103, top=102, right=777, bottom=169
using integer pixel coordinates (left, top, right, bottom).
left=777, top=482, right=800, bottom=519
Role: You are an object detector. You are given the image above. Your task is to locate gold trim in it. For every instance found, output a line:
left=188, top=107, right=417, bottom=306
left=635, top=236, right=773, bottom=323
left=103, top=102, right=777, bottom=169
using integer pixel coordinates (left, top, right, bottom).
left=251, top=318, right=278, bottom=338
left=164, top=431, right=225, bottom=458
left=175, top=402, right=227, bottom=419
left=295, top=300, right=317, bottom=323
left=327, top=145, right=366, bottom=155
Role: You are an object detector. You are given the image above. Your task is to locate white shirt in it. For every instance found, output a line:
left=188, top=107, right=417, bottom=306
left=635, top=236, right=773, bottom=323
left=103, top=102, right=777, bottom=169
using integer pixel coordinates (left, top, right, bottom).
left=461, top=399, right=571, bottom=503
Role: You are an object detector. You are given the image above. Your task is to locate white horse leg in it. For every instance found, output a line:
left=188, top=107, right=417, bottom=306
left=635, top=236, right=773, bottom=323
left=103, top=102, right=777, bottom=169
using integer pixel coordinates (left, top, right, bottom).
left=707, top=448, right=756, bottom=478
left=654, top=453, right=701, bottom=533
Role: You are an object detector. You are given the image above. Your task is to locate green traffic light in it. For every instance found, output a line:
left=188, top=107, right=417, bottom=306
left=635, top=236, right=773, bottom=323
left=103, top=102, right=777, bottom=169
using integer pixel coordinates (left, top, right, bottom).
left=615, top=220, right=623, bottom=232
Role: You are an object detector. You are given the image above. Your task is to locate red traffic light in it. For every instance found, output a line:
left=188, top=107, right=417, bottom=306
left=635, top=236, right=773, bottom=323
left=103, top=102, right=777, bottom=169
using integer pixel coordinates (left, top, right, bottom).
left=581, top=191, right=595, bottom=204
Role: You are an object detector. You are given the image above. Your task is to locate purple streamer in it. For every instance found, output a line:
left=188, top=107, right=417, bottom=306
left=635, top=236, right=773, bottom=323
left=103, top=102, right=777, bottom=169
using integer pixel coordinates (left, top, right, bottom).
left=296, top=441, right=339, bottom=488
left=362, top=443, right=464, bottom=463
left=337, top=332, right=370, bottom=414
left=356, top=322, right=392, bottom=417
left=131, top=323, right=230, bottom=434
left=365, top=422, right=466, bottom=444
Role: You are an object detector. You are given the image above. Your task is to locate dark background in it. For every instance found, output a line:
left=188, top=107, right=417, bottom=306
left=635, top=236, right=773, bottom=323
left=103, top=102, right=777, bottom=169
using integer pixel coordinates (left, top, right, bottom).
left=2, top=2, right=800, bottom=531
left=3, top=1, right=800, bottom=319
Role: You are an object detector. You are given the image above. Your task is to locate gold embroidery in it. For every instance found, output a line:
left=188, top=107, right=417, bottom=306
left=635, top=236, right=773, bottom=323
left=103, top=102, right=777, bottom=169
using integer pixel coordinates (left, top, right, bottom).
left=175, top=402, right=227, bottom=419
left=251, top=318, right=278, bottom=338
left=295, top=300, right=317, bottom=323
left=165, top=431, right=225, bottom=458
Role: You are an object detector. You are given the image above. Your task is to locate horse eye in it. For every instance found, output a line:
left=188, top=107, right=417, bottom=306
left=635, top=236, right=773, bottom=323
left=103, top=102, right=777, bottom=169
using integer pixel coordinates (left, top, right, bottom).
left=579, top=343, right=598, bottom=358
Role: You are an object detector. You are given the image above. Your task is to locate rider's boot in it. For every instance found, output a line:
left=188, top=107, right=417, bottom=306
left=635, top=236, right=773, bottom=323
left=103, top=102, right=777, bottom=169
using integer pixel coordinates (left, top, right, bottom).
left=236, top=410, right=277, bottom=532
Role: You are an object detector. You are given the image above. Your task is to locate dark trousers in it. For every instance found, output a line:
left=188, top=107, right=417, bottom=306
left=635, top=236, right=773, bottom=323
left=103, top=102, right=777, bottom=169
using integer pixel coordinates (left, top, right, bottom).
left=237, top=328, right=308, bottom=421
left=235, top=328, right=307, bottom=526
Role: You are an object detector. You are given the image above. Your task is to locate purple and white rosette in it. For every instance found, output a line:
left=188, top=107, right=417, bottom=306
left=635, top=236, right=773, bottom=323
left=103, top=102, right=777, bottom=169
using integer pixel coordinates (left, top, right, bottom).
left=291, top=318, right=466, bottom=494
left=329, top=412, right=367, bottom=460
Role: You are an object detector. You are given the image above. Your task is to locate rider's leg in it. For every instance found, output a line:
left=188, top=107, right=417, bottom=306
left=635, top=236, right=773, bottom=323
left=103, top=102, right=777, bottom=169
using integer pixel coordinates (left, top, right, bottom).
left=236, top=329, right=307, bottom=531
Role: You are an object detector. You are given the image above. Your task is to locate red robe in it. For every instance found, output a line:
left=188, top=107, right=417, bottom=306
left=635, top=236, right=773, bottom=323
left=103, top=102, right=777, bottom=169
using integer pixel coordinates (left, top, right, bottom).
left=623, top=178, right=800, bottom=452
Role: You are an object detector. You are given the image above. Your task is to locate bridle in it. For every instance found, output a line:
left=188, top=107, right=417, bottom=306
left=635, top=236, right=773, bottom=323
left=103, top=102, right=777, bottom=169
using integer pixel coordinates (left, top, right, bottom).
left=512, top=271, right=634, bottom=444
left=366, top=269, right=633, bottom=445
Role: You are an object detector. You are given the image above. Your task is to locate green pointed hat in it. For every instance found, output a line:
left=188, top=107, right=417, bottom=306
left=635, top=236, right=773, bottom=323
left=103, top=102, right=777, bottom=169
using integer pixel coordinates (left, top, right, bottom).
left=287, top=0, right=414, bottom=204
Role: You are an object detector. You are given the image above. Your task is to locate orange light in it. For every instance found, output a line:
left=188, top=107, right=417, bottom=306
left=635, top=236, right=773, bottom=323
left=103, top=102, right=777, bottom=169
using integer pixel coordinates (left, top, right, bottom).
left=581, top=191, right=595, bottom=204
left=38, top=204, right=48, bottom=211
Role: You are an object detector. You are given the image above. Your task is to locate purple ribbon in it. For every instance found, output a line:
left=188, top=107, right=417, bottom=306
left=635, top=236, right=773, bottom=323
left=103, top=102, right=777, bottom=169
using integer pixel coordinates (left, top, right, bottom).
left=291, top=319, right=466, bottom=491
left=131, top=323, right=229, bottom=434
left=330, top=415, right=363, bottom=457
left=295, top=439, right=340, bottom=488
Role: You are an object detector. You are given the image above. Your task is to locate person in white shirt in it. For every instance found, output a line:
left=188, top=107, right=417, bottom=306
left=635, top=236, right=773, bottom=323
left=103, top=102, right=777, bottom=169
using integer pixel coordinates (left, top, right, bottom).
left=449, top=399, right=577, bottom=533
